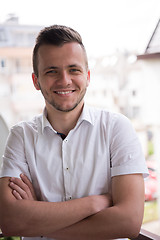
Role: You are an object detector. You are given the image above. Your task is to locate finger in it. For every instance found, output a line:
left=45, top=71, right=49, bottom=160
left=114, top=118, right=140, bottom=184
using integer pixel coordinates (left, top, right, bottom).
left=10, top=177, right=30, bottom=194
left=10, top=177, right=28, bottom=190
left=20, top=174, right=33, bottom=189
left=20, top=174, right=33, bottom=198
left=9, top=178, right=30, bottom=199
left=9, top=176, right=37, bottom=201
left=9, top=182, right=29, bottom=200
left=20, top=174, right=37, bottom=200
left=12, top=190, right=23, bottom=200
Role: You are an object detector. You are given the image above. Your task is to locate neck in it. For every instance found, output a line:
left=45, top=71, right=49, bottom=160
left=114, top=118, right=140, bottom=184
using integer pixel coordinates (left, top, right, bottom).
left=46, top=102, right=84, bottom=136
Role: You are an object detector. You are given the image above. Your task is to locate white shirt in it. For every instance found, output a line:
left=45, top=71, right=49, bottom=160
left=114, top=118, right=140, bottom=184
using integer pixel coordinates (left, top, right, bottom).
left=0, top=104, right=148, bottom=239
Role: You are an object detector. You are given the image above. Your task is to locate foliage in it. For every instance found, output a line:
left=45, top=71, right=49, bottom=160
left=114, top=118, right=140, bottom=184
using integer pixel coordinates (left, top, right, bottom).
left=143, top=200, right=158, bottom=223
left=1, top=237, right=20, bottom=240
left=148, top=141, right=154, bottom=156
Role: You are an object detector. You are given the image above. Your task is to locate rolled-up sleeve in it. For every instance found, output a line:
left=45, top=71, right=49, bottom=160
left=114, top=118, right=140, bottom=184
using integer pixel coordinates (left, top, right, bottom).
left=0, top=126, right=31, bottom=180
left=110, top=114, right=149, bottom=178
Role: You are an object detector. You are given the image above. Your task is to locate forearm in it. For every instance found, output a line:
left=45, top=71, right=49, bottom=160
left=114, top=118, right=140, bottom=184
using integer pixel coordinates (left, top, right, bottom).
left=1, top=174, right=144, bottom=239
left=1, top=195, right=97, bottom=237
left=49, top=174, right=145, bottom=240
left=0, top=178, right=111, bottom=237
left=48, top=203, right=143, bottom=240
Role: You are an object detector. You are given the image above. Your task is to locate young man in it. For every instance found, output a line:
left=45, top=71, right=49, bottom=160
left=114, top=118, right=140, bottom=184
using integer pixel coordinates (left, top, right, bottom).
left=0, top=25, right=148, bottom=240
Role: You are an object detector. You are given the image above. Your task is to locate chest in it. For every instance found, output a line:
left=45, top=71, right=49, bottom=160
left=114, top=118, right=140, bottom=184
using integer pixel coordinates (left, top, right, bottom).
left=26, top=125, right=111, bottom=201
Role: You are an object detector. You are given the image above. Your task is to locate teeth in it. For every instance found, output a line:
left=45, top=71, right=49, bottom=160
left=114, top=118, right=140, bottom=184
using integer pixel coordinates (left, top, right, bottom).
left=56, top=91, right=72, bottom=95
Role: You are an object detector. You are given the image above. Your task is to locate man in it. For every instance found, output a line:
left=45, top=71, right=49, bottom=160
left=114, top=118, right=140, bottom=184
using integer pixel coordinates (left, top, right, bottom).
left=0, top=25, right=148, bottom=240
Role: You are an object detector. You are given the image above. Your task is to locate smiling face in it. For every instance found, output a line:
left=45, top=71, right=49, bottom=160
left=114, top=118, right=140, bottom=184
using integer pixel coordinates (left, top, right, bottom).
left=32, top=42, right=90, bottom=113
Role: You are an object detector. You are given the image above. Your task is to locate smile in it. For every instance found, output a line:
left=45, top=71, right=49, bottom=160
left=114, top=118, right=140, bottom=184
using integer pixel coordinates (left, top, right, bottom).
left=55, top=90, right=74, bottom=95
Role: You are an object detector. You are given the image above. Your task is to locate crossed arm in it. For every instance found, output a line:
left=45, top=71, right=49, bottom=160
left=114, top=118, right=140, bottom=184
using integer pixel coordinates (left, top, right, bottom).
left=0, top=173, right=145, bottom=239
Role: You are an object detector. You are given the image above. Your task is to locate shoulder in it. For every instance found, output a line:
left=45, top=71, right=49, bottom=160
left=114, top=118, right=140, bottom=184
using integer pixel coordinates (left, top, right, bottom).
left=87, top=105, right=131, bottom=127
left=9, top=114, right=43, bottom=137
left=87, top=106, right=136, bottom=142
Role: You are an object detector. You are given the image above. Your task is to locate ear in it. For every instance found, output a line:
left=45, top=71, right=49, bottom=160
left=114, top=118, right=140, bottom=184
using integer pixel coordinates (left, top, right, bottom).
left=32, top=73, right=40, bottom=90
left=86, top=70, right=90, bottom=86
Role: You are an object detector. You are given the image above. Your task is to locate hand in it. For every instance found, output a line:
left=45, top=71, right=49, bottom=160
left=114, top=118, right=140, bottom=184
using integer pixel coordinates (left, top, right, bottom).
left=9, top=174, right=37, bottom=201
left=91, top=193, right=113, bottom=213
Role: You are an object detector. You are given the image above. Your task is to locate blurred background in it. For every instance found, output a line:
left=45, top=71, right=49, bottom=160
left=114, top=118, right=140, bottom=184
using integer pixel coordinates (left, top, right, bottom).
left=0, top=0, right=160, bottom=236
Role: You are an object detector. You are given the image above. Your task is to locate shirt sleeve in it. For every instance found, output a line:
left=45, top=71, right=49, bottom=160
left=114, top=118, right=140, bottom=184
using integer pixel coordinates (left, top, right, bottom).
left=0, top=125, right=31, bottom=180
left=110, top=113, right=149, bottom=178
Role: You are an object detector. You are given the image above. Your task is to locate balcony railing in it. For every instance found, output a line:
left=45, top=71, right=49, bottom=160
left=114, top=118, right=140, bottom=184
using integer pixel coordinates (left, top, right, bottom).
left=0, top=229, right=160, bottom=239
left=131, top=228, right=160, bottom=240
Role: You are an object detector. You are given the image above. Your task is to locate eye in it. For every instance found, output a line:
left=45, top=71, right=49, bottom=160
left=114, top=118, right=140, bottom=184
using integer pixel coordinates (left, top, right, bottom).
left=46, top=69, right=58, bottom=74
left=69, top=68, right=81, bottom=73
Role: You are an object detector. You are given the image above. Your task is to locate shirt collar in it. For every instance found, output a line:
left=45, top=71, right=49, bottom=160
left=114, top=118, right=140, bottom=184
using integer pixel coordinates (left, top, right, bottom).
left=76, top=104, right=95, bottom=126
left=42, top=108, right=56, bottom=133
left=41, top=103, right=95, bottom=133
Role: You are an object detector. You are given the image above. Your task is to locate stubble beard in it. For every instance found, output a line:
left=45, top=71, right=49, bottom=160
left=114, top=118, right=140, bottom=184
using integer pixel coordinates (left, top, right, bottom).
left=38, top=82, right=87, bottom=112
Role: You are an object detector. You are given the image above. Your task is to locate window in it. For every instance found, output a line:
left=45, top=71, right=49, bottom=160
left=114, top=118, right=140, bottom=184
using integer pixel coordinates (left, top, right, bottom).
left=0, top=29, right=7, bottom=42
left=1, top=59, right=6, bottom=68
left=0, top=59, right=6, bottom=73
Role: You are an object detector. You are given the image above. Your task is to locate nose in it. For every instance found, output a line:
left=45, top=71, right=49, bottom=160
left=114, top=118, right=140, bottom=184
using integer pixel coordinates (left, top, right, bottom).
left=57, top=70, right=72, bottom=86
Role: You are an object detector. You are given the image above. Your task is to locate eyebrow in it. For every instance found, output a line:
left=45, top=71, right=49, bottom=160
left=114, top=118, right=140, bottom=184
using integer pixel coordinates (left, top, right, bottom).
left=68, top=64, right=81, bottom=68
left=68, top=64, right=84, bottom=70
left=44, top=66, right=58, bottom=71
left=44, top=64, right=83, bottom=71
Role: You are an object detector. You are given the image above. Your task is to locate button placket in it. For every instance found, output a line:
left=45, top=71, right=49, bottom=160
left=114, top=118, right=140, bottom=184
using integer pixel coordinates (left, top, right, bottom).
left=62, top=138, right=72, bottom=200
